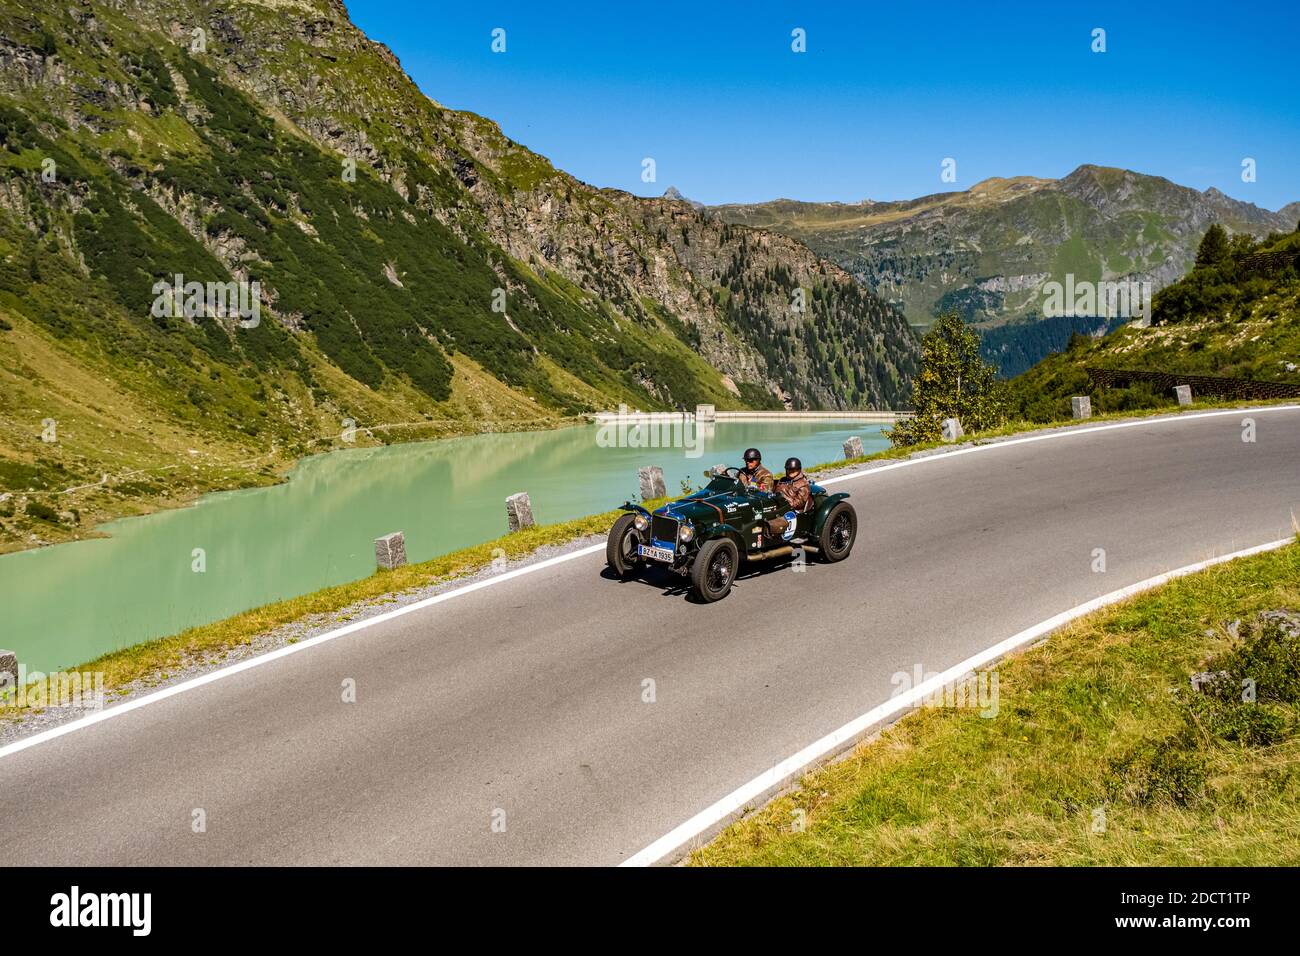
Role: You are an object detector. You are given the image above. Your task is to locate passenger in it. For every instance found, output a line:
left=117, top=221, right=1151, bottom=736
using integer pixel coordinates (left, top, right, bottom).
left=764, top=457, right=812, bottom=542
left=775, top=457, right=812, bottom=514
left=737, top=447, right=774, bottom=492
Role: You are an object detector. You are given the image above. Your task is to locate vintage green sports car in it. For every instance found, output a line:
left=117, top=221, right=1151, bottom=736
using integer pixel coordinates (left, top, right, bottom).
left=605, top=466, right=858, bottom=602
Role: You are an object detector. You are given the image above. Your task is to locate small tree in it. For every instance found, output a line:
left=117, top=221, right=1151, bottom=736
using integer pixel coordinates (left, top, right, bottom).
left=886, top=312, right=1007, bottom=447
left=1195, top=223, right=1230, bottom=269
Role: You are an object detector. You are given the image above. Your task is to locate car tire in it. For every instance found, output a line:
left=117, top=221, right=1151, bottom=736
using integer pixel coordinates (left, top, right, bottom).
left=606, top=513, right=643, bottom=578
left=817, top=501, right=857, bottom=562
left=690, top=537, right=739, bottom=602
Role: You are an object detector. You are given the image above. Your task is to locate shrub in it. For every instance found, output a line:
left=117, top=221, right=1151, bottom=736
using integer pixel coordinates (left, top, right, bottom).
left=1210, top=612, right=1300, bottom=705
left=1184, top=693, right=1291, bottom=746
left=24, top=499, right=59, bottom=522
left=1105, top=611, right=1300, bottom=802
left=1107, top=733, right=1207, bottom=807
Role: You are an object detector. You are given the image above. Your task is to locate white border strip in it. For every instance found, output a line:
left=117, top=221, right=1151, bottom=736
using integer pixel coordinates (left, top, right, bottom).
left=2, top=405, right=1295, bottom=765
left=618, top=536, right=1294, bottom=866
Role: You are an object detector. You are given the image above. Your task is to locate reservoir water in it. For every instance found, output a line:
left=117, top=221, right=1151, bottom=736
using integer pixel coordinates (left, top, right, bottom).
left=0, top=419, right=887, bottom=672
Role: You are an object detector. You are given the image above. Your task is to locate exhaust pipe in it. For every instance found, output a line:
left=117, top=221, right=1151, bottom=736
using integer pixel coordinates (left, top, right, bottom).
left=751, top=542, right=819, bottom=560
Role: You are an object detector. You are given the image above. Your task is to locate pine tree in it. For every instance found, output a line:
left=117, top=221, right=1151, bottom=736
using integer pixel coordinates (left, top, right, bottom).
left=885, top=312, right=1007, bottom=446
left=1195, top=223, right=1230, bottom=268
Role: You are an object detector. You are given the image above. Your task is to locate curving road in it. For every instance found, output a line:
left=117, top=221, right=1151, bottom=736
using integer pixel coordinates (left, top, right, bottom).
left=2, top=408, right=1298, bottom=865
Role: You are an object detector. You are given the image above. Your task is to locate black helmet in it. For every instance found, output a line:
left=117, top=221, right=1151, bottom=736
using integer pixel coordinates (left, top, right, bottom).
left=784, top=456, right=802, bottom=474
left=743, top=447, right=762, bottom=463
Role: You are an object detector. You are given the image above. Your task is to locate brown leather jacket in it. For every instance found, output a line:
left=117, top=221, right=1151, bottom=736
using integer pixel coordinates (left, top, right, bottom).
left=739, top=463, right=774, bottom=492
left=776, top=472, right=812, bottom=512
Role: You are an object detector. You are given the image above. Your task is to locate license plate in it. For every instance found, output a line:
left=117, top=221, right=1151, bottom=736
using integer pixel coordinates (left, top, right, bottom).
left=638, top=544, right=675, bottom=563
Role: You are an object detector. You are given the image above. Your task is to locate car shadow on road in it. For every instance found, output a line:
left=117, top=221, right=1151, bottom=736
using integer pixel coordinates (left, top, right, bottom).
left=598, top=558, right=800, bottom=604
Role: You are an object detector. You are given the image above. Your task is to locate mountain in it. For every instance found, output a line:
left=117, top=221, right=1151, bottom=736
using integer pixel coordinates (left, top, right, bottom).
left=712, top=167, right=1300, bottom=376
left=663, top=186, right=703, bottom=209
left=0, top=0, right=917, bottom=552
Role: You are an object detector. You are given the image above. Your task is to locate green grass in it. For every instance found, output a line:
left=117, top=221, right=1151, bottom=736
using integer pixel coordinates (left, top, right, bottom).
left=691, top=540, right=1300, bottom=866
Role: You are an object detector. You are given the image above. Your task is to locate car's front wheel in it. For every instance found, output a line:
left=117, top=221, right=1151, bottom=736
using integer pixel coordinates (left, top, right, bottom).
left=690, top=537, right=739, bottom=602
left=817, top=501, right=857, bottom=562
left=606, top=513, right=644, bottom=578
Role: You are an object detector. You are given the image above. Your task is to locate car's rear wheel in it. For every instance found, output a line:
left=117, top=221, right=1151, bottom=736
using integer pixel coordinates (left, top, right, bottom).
left=817, top=501, right=857, bottom=562
left=606, top=513, right=644, bottom=578
left=690, top=538, right=739, bottom=602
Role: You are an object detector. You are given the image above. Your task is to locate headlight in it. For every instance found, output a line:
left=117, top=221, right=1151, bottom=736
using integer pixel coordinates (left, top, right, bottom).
left=679, top=522, right=695, bottom=542
left=634, top=514, right=649, bottom=531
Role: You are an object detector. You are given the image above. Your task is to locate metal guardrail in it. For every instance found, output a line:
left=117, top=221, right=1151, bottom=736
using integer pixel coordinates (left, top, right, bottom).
left=1238, top=249, right=1300, bottom=276
left=1086, top=367, right=1300, bottom=400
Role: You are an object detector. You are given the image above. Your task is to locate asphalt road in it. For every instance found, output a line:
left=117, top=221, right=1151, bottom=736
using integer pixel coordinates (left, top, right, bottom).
left=2, top=409, right=1298, bottom=865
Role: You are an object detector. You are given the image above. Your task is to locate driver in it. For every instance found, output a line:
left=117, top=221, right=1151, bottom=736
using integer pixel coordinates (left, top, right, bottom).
left=737, top=447, right=774, bottom=492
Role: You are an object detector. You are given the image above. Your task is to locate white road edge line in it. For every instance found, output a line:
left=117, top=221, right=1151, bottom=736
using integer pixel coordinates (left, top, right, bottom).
left=619, top=535, right=1295, bottom=867
left=2, top=403, right=1295, bottom=764
left=0, top=543, right=605, bottom=761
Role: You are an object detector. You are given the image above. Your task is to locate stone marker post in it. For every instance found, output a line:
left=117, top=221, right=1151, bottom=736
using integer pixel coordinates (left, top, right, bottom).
left=0, top=649, right=17, bottom=698
left=1071, top=396, right=1092, bottom=419
left=1174, top=384, right=1193, bottom=406
left=638, top=466, right=667, bottom=500
left=941, top=417, right=964, bottom=441
left=374, top=532, right=407, bottom=570
left=842, top=435, right=865, bottom=459
left=506, top=492, right=535, bottom=531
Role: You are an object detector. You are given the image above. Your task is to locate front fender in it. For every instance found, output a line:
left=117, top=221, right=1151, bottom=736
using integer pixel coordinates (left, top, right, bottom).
left=619, top=502, right=652, bottom=519
left=715, top=525, right=748, bottom=553
left=812, top=492, right=850, bottom=536
left=689, top=523, right=746, bottom=558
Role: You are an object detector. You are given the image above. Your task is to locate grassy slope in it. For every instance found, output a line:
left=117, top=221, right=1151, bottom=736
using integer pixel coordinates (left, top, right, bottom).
left=1007, top=269, right=1300, bottom=423
left=0, top=2, right=750, bottom=552
left=0, top=299, right=581, bottom=553
left=693, top=541, right=1300, bottom=866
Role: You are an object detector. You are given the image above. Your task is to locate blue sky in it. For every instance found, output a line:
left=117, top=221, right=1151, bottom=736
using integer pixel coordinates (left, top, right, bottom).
left=344, top=1, right=1300, bottom=211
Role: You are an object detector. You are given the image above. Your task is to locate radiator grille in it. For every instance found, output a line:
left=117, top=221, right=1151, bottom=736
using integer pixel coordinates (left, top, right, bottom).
left=651, top=513, right=679, bottom=546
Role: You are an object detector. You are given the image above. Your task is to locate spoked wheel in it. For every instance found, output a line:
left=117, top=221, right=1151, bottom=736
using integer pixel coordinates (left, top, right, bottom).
left=606, top=513, right=644, bottom=578
left=818, top=501, right=857, bottom=562
left=690, top=538, right=739, bottom=602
